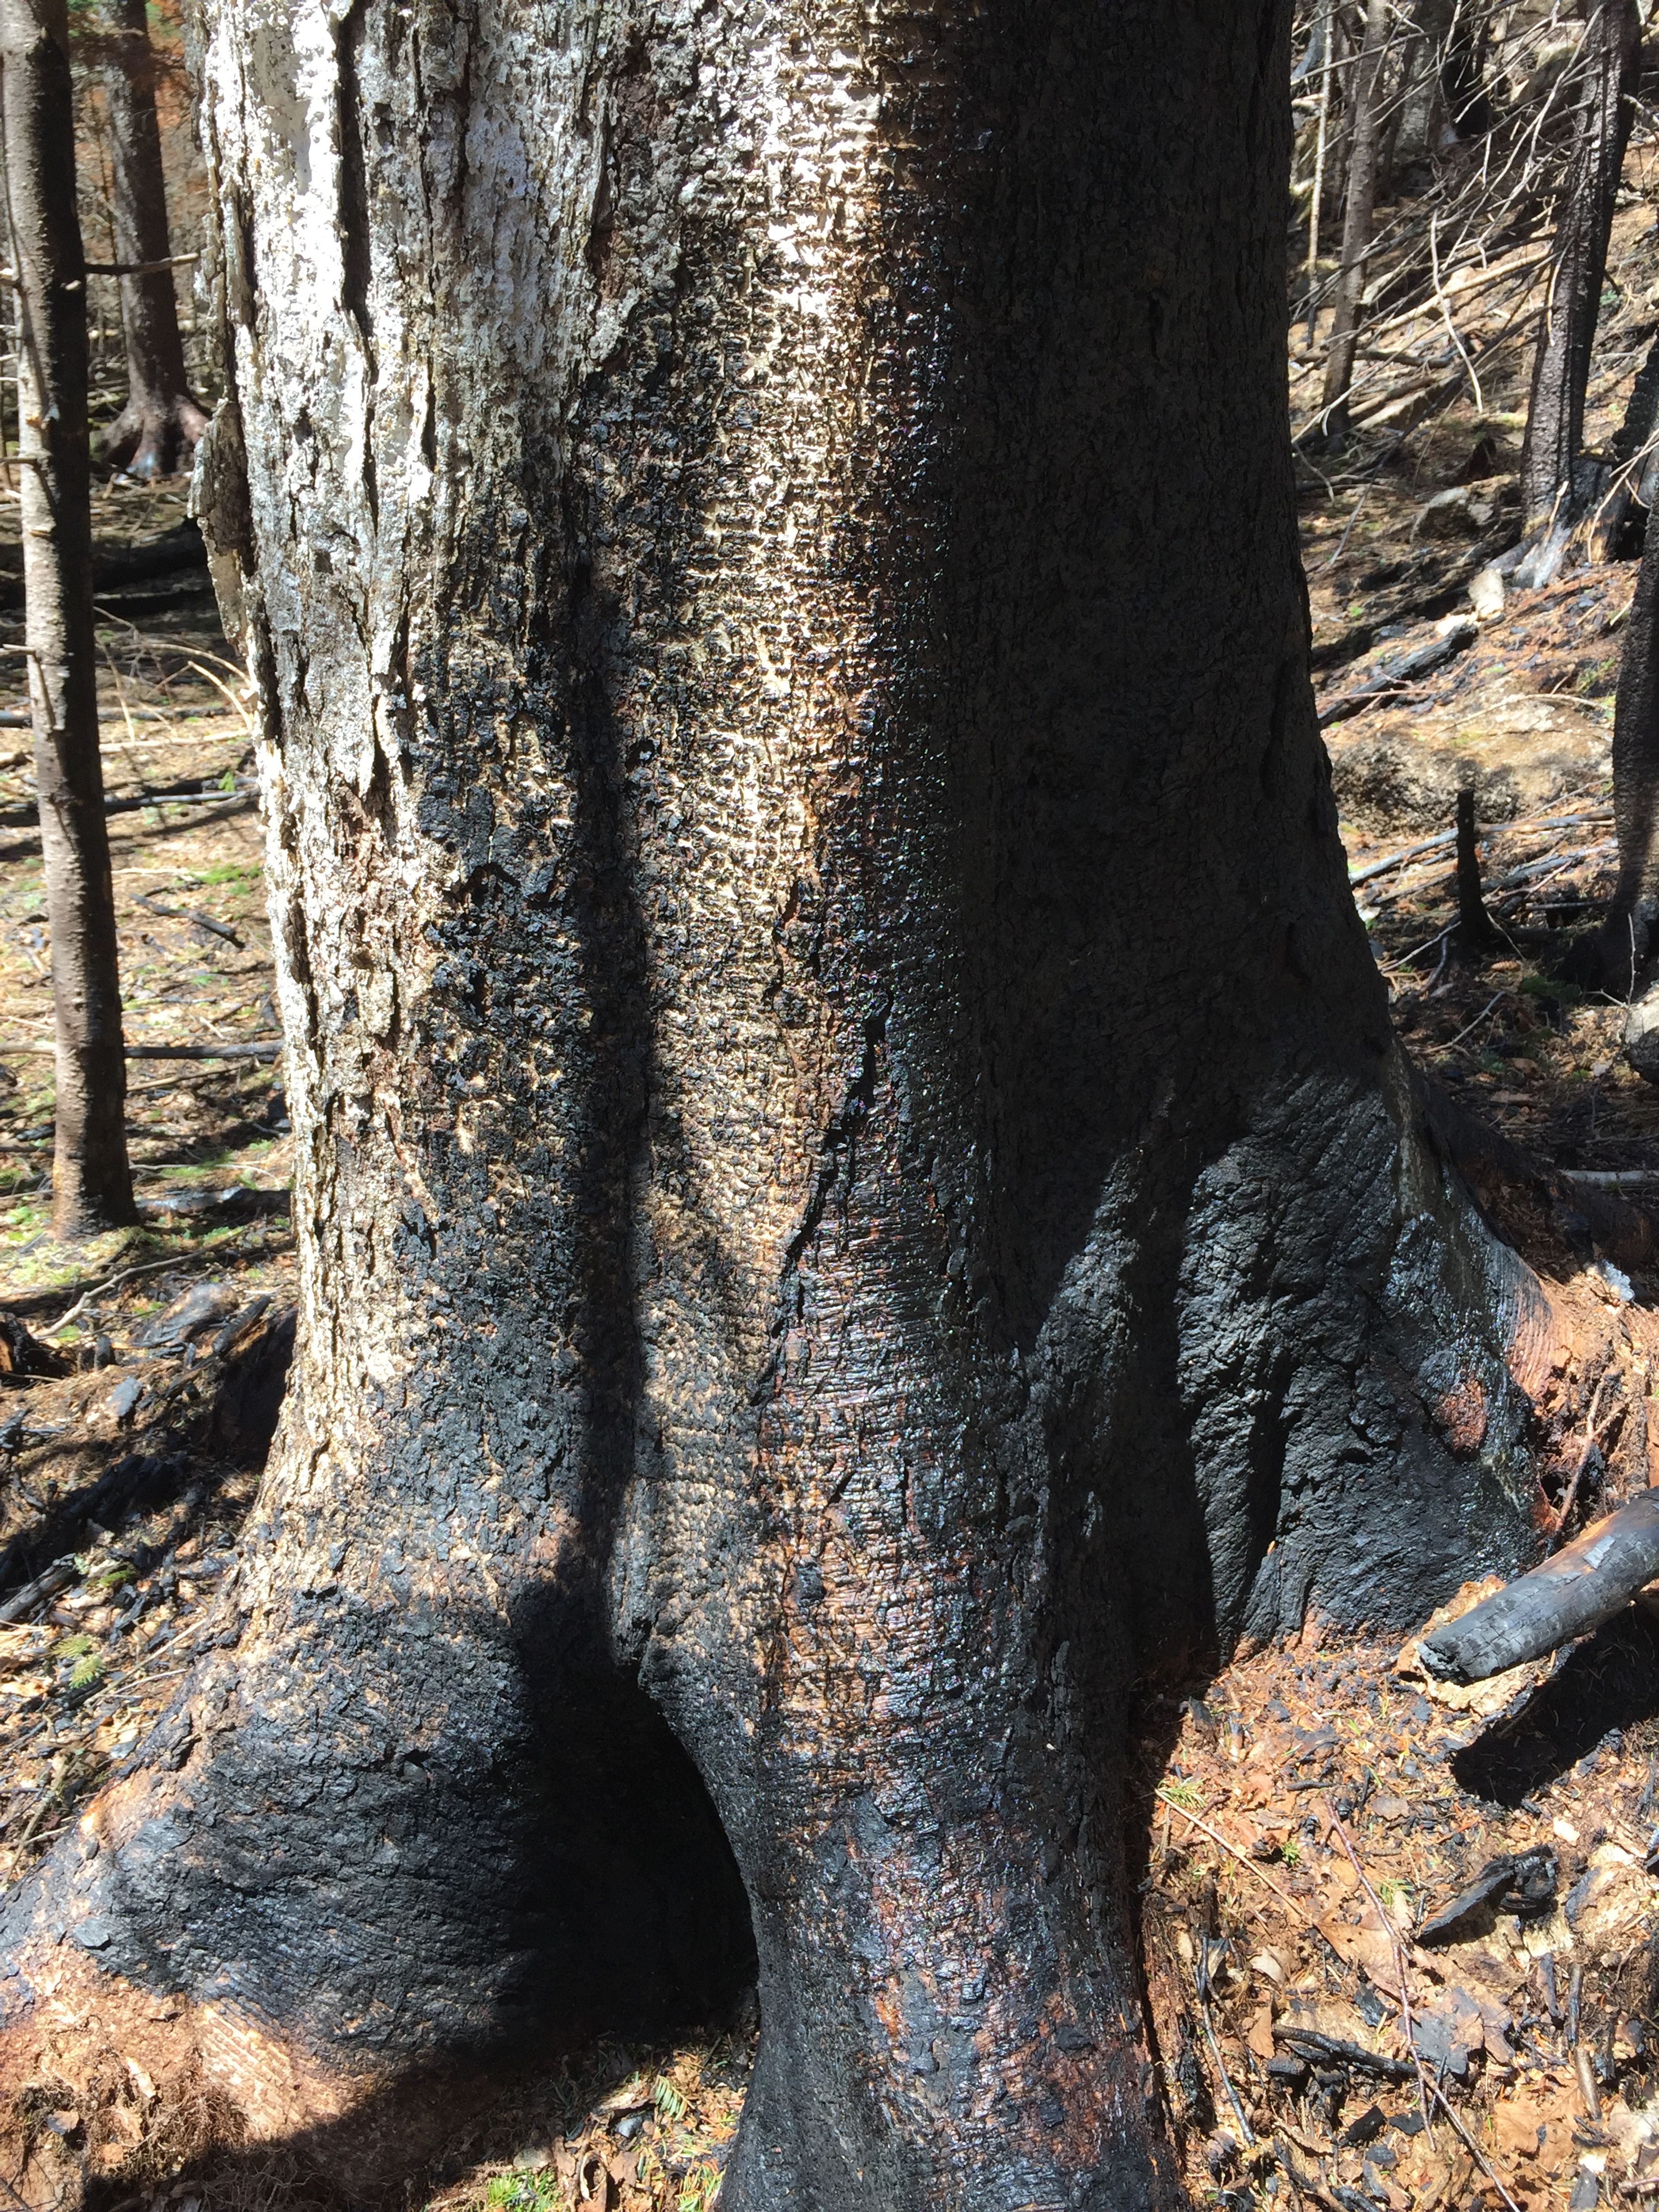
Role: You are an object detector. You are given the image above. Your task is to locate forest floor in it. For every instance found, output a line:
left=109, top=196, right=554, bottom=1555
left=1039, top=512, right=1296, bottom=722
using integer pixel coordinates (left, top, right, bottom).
left=1129, top=156, right=1659, bottom=2212
left=7, top=176, right=1659, bottom=2212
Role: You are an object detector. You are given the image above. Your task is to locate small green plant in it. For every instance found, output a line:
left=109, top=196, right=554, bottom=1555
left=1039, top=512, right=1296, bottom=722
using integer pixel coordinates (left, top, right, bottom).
left=1162, top=1778, right=1201, bottom=1810
left=54, top=1635, right=103, bottom=1692
left=1280, top=1836, right=1300, bottom=1868
left=679, top=2162, right=724, bottom=2212
left=483, top=2173, right=558, bottom=2212
left=654, top=2077, right=689, bottom=2124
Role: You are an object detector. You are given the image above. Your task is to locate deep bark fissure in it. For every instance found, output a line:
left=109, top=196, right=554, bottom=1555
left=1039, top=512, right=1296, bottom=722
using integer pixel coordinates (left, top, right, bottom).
left=1, top=0, right=136, bottom=1236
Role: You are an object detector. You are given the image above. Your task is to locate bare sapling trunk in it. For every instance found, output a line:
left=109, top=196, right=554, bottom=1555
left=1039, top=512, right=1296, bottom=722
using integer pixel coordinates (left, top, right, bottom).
left=1518, top=0, right=1639, bottom=571
left=1, top=0, right=136, bottom=1236
left=0, top=3, right=1589, bottom=2205
left=1322, top=0, right=1392, bottom=439
left=91, top=0, right=206, bottom=479
left=1576, top=493, right=1659, bottom=1029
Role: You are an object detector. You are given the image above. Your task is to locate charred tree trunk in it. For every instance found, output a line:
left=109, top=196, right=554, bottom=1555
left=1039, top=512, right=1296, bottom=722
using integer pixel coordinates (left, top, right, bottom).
left=0, top=1, right=1551, bottom=2203
left=1322, top=0, right=1392, bottom=439
left=1574, top=496, right=1659, bottom=1010
left=1441, top=1, right=1496, bottom=139
left=0, top=0, right=136, bottom=1236
left=91, top=0, right=206, bottom=478
left=1519, top=0, right=1639, bottom=555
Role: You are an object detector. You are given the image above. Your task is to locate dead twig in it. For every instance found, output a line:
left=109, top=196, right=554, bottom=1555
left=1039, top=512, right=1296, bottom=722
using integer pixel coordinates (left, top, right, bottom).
left=1155, top=1788, right=1313, bottom=1926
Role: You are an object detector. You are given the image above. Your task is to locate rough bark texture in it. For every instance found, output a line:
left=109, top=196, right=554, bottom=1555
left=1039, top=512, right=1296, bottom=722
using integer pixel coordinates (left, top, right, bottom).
left=1322, top=0, right=1391, bottom=437
left=92, top=0, right=207, bottom=478
left=0, top=2, right=1549, bottom=2206
left=1569, top=493, right=1659, bottom=1001
left=1, top=0, right=136, bottom=1235
left=1519, top=0, right=1639, bottom=539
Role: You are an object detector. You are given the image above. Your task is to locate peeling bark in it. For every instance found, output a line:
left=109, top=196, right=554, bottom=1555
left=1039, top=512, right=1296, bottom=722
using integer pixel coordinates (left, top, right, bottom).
left=0, top=2, right=1555, bottom=2204
left=0, top=0, right=136, bottom=1235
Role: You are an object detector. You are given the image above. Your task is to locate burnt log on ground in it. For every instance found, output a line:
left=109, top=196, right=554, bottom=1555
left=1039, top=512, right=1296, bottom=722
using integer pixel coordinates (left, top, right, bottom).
left=1419, top=1491, right=1659, bottom=1682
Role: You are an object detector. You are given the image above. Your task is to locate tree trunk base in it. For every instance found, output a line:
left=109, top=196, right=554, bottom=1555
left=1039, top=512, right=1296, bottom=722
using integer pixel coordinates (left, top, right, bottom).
left=100, top=392, right=209, bottom=482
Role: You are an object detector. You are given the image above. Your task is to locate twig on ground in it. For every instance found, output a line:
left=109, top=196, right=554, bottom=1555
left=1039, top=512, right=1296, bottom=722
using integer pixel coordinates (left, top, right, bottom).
left=1155, top=1788, right=1314, bottom=1926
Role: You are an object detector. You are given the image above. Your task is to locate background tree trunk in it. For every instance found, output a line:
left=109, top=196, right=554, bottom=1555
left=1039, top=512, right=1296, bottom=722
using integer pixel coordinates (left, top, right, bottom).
left=91, top=0, right=206, bottom=478
left=0, top=1, right=1544, bottom=2203
left=1323, top=0, right=1393, bottom=438
left=0, top=0, right=136, bottom=1236
left=1519, top=0, right=1639, bottom=547
left=1441, top=1, right=1496, bottom=139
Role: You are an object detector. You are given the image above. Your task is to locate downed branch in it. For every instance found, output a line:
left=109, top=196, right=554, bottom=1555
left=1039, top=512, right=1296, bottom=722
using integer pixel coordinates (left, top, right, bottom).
left=1271, top=2026, right=1415, bottom=2080
left=1417, top=1490, right=1659, bottom=1683
left=1317, top=618, right=1478, bottom=728
left=0, top=1040, right=279, bottom=1061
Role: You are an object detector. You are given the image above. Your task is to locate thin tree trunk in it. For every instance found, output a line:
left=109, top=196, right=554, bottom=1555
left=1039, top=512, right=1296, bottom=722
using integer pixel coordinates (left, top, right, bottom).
left=1323, top=0, right=1392, bottom=438
left=0, top=2, right=1554, bottom=2202
left=1377, top=32, right=1419, bottom=203
left=1573, top=491, right=1659, bottom=1002
left=1306, top=0, right=1335, bottom=346
left=1519, top=0, right=1640, bottom=542
left=0, top=0, right=136, bottom=1235
left=1441, top=0, right=1496, bottom=138
left=90, top=0, right=205, bottom=479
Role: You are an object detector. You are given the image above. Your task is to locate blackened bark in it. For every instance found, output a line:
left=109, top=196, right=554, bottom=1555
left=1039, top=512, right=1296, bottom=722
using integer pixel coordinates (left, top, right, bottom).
left=1575, top=496, right=1659, bottom=994
left=1519, top=0, right=1639, bottom=539
left=0, top=0, right=136, bottom=1235
left=0, top=3, right=1546, bottom=2205
left=1456, top=787, right=1499, bottom=950
left=1441, top=3, right=1495, bottom=139
left=1322, top=0, right=1392, bottom=438
left=1583, top=323, right=1659, bottom=562
left=91, top=0, right=206, bottom=479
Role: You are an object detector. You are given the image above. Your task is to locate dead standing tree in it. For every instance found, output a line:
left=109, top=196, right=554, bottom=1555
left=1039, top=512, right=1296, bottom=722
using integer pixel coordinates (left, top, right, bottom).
left=1323, top=0, right=1394, bottom=439
left=1517, top=0, right=1640, bottom=581
left=0, top=0, right=1599, bottom=2203
left=0, top=0, right=136, bottom=1234
left=86, top=0, right=206, bottom=478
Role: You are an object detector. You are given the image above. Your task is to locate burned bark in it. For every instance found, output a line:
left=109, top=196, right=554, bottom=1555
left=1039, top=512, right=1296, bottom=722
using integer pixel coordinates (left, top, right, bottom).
left=1518, top=0, right=1640, bottom=563
left=1440, top=1, right=1496, bottom=140
left=1565, top=497, right=1659, bottom=1002
left=1322, top=0, right=1392, bottom=439
left=89, top=0, right=206, bottom=479
left=1419, top=1491, right=1659, bottom=1683
left=0, top=0, right=136, bottom=1236
left=0, top=2, right=1557, bottom=2205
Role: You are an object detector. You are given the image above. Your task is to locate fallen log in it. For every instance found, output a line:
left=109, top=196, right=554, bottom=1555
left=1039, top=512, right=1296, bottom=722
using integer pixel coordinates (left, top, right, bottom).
left=0, top=519, right=205, bottom=612
left=1417, top=1491, right=1659, bottom=1684
left=1317, top=617, right=1478, bottom=728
